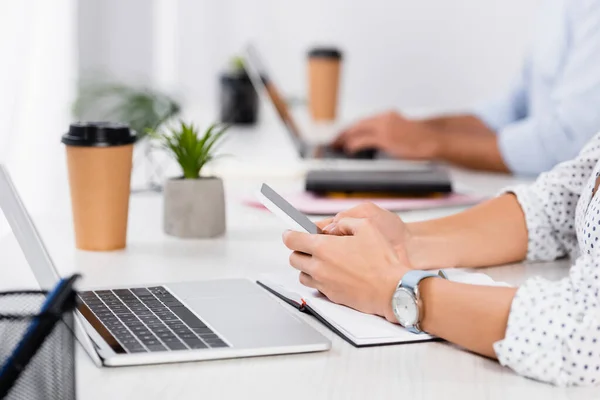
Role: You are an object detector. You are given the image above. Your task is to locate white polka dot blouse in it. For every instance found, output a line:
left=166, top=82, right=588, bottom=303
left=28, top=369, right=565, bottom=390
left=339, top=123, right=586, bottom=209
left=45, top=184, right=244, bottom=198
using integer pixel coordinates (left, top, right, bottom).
left=493, top=133, right=600, bottom=386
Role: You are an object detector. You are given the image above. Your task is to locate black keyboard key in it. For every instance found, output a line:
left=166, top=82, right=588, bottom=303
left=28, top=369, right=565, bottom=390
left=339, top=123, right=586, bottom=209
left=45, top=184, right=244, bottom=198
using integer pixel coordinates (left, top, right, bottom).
left=165, top=322, right=185, bottom=329
left=207, top=340, right=228, bottom=348
left=179, top=332, right=197, bottom=340
left=131, top=288, right=151, bottom=296
left=79, top=291, right=97, bottom=300
left=169, top=307, right=206, bottom=329
left=199, top=333, right=219, bottom=340
left=132, top=330, right=151, bottom=338
left=135, top=311, right=153, bottom=317
left=165, top=342, right=187, bottom=351
left=122, top=298, right=142, bottom=305
left=192, top=327, right=214, bottom=335
left=120, top=338, right=141, bottom=346
left=81, top=296, right=101, bottom=303
left=156, top=332, right=176, bottom=340
left=141, top=339, right=160, bottom=346
left=159, top=314, right=179, bottom=322
left=173, top=328, right=193, bottom=336
left=150, top=327, right=170, bottom=334
left=162, top=299, right=183, bottom=307
left=112, top=328, right=131, bottom=336
left=185, top=339, right=208, bottom=349
left=142, top=319, right=162, bottom=327
left=147, top=344, right=167, bottom=352
left=116, top=334, right=135, bottom=342
left=161, top=337, right=182, bottom=344
left=126, top=346, right=147, bottom=353
left=130, top=305, right=149, bottom=312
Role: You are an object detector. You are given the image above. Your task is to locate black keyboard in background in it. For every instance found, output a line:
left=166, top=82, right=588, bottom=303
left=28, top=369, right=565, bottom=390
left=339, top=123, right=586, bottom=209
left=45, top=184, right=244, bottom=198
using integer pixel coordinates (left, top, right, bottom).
left=78, top=286, right=229, bottom=354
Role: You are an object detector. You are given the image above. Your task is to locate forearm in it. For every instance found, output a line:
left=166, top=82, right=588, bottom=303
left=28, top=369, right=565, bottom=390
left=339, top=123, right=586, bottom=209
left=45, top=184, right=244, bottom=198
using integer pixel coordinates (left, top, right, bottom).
left=417, top=115, right=509, bottom=172
left=421, top=114, right=492, bottom=135
left=435, top=129, right=508, bottom=172
left=419, top=277, right=517, bottom=358
left=407, top=194, right=528, bottom=269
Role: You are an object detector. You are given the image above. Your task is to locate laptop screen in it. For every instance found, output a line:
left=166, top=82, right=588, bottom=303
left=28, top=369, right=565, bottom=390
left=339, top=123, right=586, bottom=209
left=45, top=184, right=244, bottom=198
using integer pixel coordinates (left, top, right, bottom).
left=243, top=44, right=310, bottom=157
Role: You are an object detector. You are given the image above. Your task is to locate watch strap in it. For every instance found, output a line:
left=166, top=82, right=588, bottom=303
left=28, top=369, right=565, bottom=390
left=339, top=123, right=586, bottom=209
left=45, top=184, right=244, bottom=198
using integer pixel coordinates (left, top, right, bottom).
left=400, top=270, right=441, bottom=291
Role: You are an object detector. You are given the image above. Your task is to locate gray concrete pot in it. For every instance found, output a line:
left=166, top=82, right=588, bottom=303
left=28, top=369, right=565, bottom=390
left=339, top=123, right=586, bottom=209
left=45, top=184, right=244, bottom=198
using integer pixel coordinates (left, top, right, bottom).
left=163, top=177, right=226, bottom=238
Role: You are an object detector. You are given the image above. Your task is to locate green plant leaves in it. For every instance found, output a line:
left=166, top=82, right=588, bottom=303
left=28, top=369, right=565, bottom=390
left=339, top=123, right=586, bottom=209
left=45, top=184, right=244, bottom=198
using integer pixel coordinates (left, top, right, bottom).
left=73, top=81, right=181, bottom=139
left=149, top=121, right=230, bottom=179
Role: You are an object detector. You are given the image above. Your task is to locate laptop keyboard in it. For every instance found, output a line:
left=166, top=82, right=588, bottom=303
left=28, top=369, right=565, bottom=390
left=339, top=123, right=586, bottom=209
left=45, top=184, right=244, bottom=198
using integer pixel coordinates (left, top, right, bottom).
left=78, top=286, right=229, bottom=353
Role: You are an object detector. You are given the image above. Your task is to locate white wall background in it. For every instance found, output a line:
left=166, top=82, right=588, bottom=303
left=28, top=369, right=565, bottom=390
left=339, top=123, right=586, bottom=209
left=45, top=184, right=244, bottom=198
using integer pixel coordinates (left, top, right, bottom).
left=0, top=0, right=76, bottom=234
left=82, top=0, right=542, bottom=116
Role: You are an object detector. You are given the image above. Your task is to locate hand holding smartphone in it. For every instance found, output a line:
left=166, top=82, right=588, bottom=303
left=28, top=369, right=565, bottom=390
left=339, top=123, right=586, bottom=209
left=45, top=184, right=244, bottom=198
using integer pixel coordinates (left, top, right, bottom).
left=256, top=184, right=322, bottom=234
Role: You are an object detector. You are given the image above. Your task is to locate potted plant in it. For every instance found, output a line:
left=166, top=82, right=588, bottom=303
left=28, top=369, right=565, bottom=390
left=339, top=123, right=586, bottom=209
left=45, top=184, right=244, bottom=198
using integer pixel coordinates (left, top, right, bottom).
left=150, top=121, right=229, bottom=238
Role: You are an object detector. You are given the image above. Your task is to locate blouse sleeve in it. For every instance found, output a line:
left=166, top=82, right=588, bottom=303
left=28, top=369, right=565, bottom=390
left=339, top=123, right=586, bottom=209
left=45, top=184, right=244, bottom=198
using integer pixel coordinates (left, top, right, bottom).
left=493, top=253, right=600, bottom=386
left=502, top=132, right=600, bottom=261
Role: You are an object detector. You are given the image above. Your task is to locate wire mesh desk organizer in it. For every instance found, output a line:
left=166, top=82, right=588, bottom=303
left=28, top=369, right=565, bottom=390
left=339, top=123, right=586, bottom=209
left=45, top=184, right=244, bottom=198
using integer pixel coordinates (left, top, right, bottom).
left=0, top=275, right=80, bottom=400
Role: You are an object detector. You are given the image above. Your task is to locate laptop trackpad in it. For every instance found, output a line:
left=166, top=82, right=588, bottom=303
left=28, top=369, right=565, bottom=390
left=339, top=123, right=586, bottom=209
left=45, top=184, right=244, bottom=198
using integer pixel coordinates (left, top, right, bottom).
left=167, top=280, right=318, bottom=348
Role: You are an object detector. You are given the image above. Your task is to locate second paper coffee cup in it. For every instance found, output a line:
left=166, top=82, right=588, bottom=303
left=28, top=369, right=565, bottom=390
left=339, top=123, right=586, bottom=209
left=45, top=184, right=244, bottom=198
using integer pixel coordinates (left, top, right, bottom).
left=62, top=122, right=137, bottom=251
left=308, top=47, right=343, bottom=121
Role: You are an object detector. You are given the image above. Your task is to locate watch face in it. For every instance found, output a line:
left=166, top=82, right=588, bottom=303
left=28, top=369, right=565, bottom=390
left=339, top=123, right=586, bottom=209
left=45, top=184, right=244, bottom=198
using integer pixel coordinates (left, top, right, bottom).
left=392, top=288, right=418, bottom=327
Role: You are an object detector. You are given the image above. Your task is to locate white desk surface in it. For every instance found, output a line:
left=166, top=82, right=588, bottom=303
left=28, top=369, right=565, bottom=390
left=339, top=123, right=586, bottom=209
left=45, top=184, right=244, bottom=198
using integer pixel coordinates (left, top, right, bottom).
left=1, top=121, right=597, bottom=400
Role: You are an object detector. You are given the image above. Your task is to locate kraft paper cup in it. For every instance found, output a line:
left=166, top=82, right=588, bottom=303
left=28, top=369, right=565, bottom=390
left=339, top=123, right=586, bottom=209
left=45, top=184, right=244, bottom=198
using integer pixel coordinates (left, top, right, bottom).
left=62, top=122, right=136, bottom=251
left=308, top=47, right=343, bottom=121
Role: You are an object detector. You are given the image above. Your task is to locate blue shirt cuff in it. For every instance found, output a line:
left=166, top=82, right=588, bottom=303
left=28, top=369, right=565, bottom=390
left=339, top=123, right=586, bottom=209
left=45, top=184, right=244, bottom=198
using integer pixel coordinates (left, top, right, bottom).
left=497, top=120, right=555, bottom=176
left=473, top=100, right=518, bottom=133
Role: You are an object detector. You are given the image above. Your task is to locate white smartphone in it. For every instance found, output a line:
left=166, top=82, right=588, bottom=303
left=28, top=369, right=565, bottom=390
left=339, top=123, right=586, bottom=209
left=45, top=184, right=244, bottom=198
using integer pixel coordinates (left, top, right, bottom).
left=256, top=184, right=322, bottom=234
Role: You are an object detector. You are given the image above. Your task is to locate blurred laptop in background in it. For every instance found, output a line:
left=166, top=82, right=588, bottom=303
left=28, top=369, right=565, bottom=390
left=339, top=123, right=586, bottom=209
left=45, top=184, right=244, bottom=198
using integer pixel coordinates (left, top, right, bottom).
left=242, top=43, right=432, bottom=172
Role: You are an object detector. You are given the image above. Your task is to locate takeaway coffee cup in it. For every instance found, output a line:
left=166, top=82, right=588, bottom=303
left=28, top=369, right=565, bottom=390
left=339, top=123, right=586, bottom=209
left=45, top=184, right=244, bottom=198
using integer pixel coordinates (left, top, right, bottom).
left=61, top=122, right=137, bottom=251
left=308, top=47, right=343, bottom=121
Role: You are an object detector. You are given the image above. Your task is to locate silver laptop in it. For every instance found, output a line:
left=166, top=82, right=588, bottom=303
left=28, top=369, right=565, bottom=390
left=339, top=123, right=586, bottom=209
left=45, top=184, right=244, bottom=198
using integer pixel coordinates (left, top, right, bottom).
left=242, top=43, right=432, bottom=172
left=0, top=165, right=330, bottom=367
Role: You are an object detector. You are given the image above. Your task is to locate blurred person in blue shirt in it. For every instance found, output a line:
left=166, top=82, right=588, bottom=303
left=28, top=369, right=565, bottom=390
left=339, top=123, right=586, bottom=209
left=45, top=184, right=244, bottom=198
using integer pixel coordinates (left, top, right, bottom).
left=334, top=0, right=600, bottom=175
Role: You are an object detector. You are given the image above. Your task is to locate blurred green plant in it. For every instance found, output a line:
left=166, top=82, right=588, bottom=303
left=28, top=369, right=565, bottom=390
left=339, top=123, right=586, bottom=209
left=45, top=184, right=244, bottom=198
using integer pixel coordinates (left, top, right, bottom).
left=229, top=56, right=246, bottom=73
left=72, top=81, right=181, bottom=140
left=148, top=121, right=229, bottom=179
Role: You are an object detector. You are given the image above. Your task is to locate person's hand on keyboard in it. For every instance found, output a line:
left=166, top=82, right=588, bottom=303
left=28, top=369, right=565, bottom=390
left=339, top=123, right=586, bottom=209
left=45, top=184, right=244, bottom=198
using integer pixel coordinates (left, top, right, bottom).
left=333, top=111, right=440, bottom=160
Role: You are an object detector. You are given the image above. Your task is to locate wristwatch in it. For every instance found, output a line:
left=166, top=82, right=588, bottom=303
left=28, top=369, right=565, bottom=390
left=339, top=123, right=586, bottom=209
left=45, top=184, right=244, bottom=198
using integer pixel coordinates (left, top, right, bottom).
left=391, top=270, right=447, bottom=334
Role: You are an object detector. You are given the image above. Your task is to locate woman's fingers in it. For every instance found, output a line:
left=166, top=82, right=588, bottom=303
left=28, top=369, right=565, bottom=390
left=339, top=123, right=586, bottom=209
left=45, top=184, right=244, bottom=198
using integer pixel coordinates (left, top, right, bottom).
left=316, top=218, right=335, bottom=231
left=289, top=251, right=313, bottom=274
left=299, top=272, right=319, bottom=289
left=282, top=230, right=316, bottom=254
left=329, top=217, right=368, bottom=236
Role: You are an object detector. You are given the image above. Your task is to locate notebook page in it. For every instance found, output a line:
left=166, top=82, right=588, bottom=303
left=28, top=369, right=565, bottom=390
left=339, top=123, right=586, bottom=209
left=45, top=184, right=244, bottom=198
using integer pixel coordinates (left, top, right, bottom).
left=259, top=269, right=510, bottom=346
left=259, top=272, right=432, bottom=345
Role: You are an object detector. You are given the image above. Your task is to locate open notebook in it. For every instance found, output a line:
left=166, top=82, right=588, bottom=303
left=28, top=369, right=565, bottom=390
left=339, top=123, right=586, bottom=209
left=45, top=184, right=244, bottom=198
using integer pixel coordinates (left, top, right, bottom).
left=257, top=270, right=509, bottom=347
